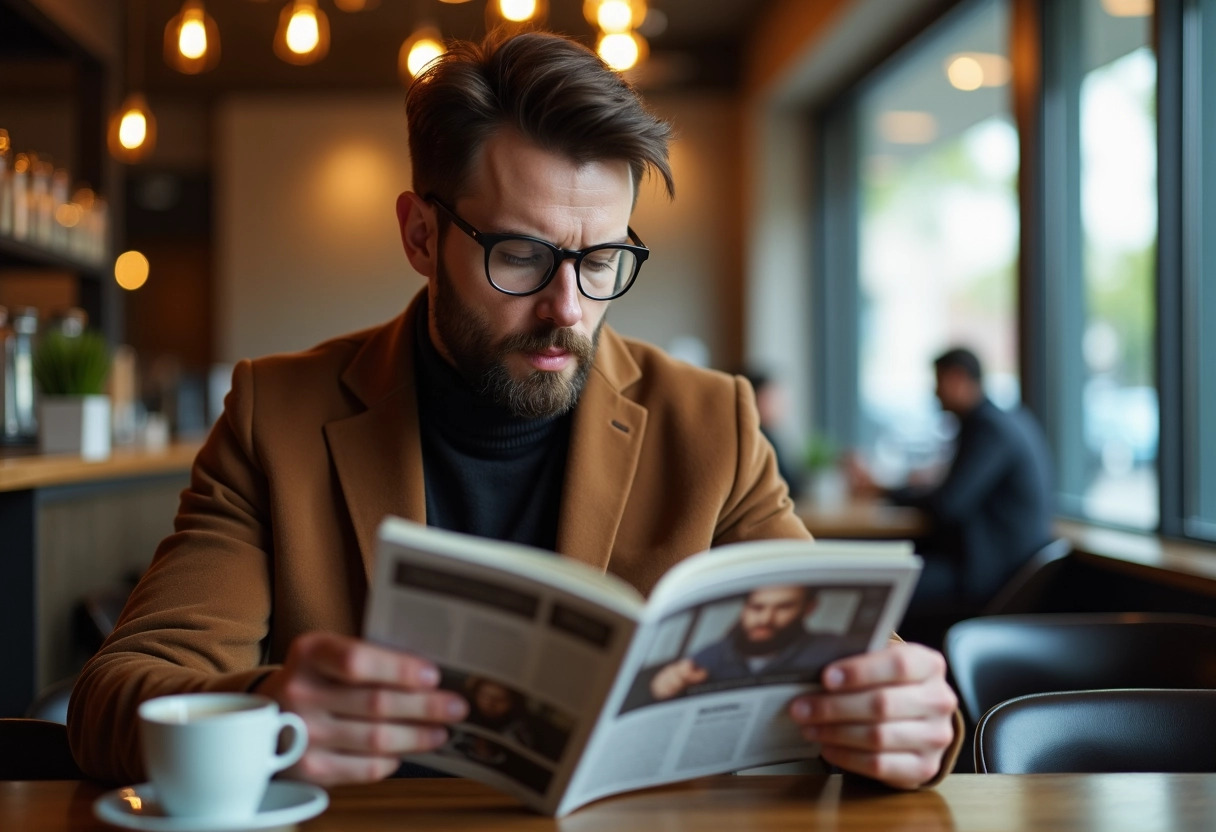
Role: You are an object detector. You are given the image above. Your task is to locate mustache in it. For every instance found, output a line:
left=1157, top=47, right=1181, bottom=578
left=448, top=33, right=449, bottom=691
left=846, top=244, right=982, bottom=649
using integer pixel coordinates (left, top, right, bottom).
left=498, top=328, right=595, bottom=361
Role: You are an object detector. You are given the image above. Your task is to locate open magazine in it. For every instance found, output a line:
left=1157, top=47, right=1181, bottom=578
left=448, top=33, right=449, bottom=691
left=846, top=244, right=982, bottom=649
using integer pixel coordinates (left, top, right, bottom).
left=363, top=516, right=921, bottom=817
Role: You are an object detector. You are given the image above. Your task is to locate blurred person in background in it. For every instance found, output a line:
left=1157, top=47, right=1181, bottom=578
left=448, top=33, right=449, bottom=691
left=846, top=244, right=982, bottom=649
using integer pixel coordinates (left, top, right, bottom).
left=848, top=347, right=1053, bottom=636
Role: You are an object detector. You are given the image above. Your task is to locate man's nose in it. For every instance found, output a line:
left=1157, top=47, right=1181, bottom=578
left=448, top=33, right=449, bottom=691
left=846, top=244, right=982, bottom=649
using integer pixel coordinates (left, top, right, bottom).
left=536, top=259, right=584, bottom=329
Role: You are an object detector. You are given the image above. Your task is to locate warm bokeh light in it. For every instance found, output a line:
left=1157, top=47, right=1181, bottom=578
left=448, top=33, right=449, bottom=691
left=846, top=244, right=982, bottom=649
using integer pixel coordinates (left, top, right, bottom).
left=878, top=110, right=938, bottom=144
left=0, top=129, right=10, bottom=154
left=945, top=52, right=1011, bottom=91
left=1101, top=0, right=1153, bottom=16
left=119, top=111, right=148, bottom=150
left=399, top=26, right=445, bottom=81
left=584, top=0, right=647, bottom=31
left=108, top=93, right=157, bottom=163
left=596, top=0, right=639, bottom=33
left=498, top=0, right=538, bottom=22
left=54, top=203, right=82, bottom=228
left=115, top=250, right=151, bottom=291
left=286, top=8, right=319, bottom=53
left=274, top=0, right=330, bottom=64
left=179, top=16, right=206, bottom=59
left=165, top=1, right=220, bottom=74
left=947, top=55, right=983, bottom=91
left=333, top=0, right=379, bottom=9
left=597, top=31, right=642, bottom=71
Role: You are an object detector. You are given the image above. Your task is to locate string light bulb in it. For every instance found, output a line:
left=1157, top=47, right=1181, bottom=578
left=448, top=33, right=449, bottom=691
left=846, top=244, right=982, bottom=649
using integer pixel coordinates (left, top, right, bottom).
left=597, top=30, right=647, bottom=71
left=274, top=0, right=330, bottom=65
left=107, top=93, right=157, bottom=164
left=399, top=25, right=446, bottom=83
left=484, top=0, right=547, bottom=30
left=115, top=250, right=151, bottom=291
left=164, top=0, right=221, bottom=74
left=583, top=0, right=647, bottom=33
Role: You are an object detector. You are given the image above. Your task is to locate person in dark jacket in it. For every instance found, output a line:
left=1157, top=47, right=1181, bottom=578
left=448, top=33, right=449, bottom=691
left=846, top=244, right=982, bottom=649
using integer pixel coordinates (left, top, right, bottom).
left=850, top=348, right=1054, bottom=616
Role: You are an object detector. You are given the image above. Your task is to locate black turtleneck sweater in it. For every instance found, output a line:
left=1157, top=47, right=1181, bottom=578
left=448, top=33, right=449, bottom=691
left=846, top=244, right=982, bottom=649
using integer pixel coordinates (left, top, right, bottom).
left=413, top=306, right=572, bottom=551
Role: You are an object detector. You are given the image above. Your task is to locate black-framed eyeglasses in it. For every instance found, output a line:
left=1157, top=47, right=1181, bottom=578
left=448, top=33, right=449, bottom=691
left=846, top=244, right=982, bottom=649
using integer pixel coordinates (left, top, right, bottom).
left=429, top=196, right=649, bottom=301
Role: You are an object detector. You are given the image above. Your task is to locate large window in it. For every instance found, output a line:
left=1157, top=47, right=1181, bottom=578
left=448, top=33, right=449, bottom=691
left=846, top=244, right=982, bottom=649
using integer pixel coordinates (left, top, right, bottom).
left=851, top=0, right=1017, bottom=484
left=817, top=0, right=1216, bottom=541
left=1192, top=0, right=1216, bottom=536
left=1053, top=0, right=1159, bottom=529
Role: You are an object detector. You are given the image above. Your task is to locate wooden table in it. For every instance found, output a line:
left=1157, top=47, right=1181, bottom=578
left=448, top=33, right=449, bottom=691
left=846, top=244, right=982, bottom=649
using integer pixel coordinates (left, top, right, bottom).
left=797, top=498, right=930, bottom=540
left=4, top=773, right=1215, bottom=831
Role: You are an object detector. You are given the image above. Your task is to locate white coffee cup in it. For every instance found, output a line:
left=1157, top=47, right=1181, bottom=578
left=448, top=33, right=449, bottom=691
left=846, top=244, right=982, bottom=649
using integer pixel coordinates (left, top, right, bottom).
left=138, top=692, right=309, bottom=821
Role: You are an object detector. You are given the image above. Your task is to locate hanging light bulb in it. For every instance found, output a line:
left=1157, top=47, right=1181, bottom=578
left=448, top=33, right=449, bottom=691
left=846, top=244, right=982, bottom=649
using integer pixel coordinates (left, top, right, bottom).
left=484, top=0, right=547, bottom=30
left=274, top=0, right=330, bottom=65
left=164, top=0, right=221, bottom=74
left=597, top=30, right=647, bottom=71
left=399, top=25, right=446, bottom=83
left=107, top=93, right=158, bottom=164
left=499, top=0, right=538, bottom=22
left=583, top=0, right=646, bottom=33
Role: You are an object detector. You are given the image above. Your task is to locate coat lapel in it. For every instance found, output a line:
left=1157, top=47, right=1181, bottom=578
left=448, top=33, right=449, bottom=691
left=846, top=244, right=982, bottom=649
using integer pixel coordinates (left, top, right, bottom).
left=324, top=295, right=427, bottom=582
left=556, top=328, right=646, bottom=572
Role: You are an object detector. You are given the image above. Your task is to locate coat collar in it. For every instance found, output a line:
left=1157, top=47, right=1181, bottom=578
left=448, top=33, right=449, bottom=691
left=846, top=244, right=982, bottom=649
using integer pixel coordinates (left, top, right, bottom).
left=323, top=290, right=648, bottom=579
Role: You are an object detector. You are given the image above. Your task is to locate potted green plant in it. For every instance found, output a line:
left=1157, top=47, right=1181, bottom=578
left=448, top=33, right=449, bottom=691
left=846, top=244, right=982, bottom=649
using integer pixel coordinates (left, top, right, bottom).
left=33, top=327, right=112, bottom=459
left=802, top=431, right=844, bottom=506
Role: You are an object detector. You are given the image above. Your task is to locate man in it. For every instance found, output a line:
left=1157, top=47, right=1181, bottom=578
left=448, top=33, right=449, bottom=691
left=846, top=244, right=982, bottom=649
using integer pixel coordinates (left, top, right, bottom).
left=650, top=586, right=850, bottom=700
left=68, top=31, right=960, bottom=791
left=850, top=348, right=1053, bottom=615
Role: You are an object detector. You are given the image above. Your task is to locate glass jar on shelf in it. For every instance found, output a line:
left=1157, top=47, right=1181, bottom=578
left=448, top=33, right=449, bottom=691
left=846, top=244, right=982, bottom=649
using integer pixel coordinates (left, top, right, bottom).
left=0, top=129, right=11, bottom=237
left=11, top=152, right=30, bottom=241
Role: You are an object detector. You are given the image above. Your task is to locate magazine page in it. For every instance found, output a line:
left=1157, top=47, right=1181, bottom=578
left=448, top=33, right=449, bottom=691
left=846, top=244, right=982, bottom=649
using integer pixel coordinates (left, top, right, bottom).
left=558, top=540, right=920, bottom=816
left=363, top=517, right=646, bottom=815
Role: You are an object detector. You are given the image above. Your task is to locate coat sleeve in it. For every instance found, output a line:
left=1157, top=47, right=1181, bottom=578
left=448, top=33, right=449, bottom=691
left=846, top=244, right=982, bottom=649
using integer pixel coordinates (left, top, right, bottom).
left=67, top=360, right=282, bottom=785
left=712, top=375, right=813, bottom=546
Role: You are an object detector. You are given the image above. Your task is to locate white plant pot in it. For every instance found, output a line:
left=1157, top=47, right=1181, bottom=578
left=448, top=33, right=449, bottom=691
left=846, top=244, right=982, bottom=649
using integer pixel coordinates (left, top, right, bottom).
left=39, top=395, right=112, bottom=460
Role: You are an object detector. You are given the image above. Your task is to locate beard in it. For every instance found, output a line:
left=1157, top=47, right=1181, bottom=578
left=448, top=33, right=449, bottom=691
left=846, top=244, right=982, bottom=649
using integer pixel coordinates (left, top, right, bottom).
left=730, top=618, right=807, bottom=658
left=432, top=258, right=602, bottom=419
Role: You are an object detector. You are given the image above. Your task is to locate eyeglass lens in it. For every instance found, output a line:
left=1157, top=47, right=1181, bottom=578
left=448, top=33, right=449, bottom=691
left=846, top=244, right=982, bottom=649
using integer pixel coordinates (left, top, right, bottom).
left=488, top=239, right=639, bottom=299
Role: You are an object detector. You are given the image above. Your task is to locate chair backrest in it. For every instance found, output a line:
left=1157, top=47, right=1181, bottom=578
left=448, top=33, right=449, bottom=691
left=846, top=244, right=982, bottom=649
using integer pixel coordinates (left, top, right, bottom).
left=975, top=688, right=1216, bottom=773
left=945, top=613, right=1216, bottom=724
left=0, top=718, right=84, bottom=779
left=981, top=538, right=1072, bottom=615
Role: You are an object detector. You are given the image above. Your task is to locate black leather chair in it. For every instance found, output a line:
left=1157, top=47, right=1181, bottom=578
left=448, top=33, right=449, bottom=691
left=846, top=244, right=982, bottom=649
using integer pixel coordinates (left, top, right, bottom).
left=0, top=718, right=85, bottom=779
left=944, top=613, right=1216, bottom=725
left=975, top=688, right=1216, bottom=773
left=979, top=538, right=1072, bottom=615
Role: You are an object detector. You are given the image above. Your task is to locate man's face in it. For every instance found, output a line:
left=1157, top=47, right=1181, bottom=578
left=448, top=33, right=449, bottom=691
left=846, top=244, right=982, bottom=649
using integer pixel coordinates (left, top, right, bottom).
left=739, top=586, right=809, bottom=648
left=427, top=129, right=633, bottom=418
left=934, top=367, right=974, bottom=416
left=473, top=680, right=515, bottom=721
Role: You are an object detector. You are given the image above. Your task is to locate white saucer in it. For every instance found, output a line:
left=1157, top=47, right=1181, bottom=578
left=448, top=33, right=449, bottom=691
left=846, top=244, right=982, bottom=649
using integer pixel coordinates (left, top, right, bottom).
left=93, top=781, right=328, bottom=832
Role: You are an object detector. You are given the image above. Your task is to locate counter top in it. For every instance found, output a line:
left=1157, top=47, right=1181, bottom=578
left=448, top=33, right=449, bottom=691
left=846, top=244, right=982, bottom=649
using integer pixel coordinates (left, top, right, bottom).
left=0, top=441, right=202, bottom=492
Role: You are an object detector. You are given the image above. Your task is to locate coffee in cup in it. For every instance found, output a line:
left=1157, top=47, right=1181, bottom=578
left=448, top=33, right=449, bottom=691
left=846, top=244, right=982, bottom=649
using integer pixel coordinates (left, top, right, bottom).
left=138, top=692, right=309, bottom=821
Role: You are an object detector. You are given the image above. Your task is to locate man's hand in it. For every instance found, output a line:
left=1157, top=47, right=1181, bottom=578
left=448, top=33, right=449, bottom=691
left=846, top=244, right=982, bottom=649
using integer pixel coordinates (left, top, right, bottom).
left=253, top=632, right=468, bottom=786
left=788, top=642, right=958, bottom=789
left=649, top=658, right=709, bottom=701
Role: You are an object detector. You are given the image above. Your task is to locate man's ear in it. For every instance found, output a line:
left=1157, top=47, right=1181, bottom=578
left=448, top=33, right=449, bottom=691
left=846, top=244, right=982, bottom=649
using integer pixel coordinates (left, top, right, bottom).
left=396, top=191, right=439, bottom=278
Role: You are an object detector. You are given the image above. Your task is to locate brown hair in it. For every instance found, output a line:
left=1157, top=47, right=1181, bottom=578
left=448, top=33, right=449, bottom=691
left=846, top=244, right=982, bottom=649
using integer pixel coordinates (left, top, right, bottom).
left=405, top=30, right=674, bottom=204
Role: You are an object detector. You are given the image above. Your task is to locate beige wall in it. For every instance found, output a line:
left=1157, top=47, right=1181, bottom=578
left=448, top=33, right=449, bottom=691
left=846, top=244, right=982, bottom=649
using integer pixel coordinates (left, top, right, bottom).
left=215, top=90, right=743, bottom=368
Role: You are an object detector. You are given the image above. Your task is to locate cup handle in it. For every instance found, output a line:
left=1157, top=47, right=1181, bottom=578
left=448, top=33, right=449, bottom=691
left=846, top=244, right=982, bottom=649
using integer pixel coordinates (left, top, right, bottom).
left=271, top=712, right=309, bottom=773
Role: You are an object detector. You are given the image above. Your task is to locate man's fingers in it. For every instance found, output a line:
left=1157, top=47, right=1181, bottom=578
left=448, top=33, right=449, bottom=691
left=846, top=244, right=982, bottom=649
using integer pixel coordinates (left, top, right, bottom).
left=801, top=718, right=956, bottom=755
left=287, top=748, right=412, bottom=788
left=292, top=632, right=440, bottom=689
left=306, top=714, right=451, bottom=758
left=323, top=687, right=468, bottom=723
left=684, top=663, right=709, bottom=684
left=821, top=642, right=947, bottom=691
left=816, top=745, right=944, bottom=791
left=790, top=681, right=957, bottom=725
